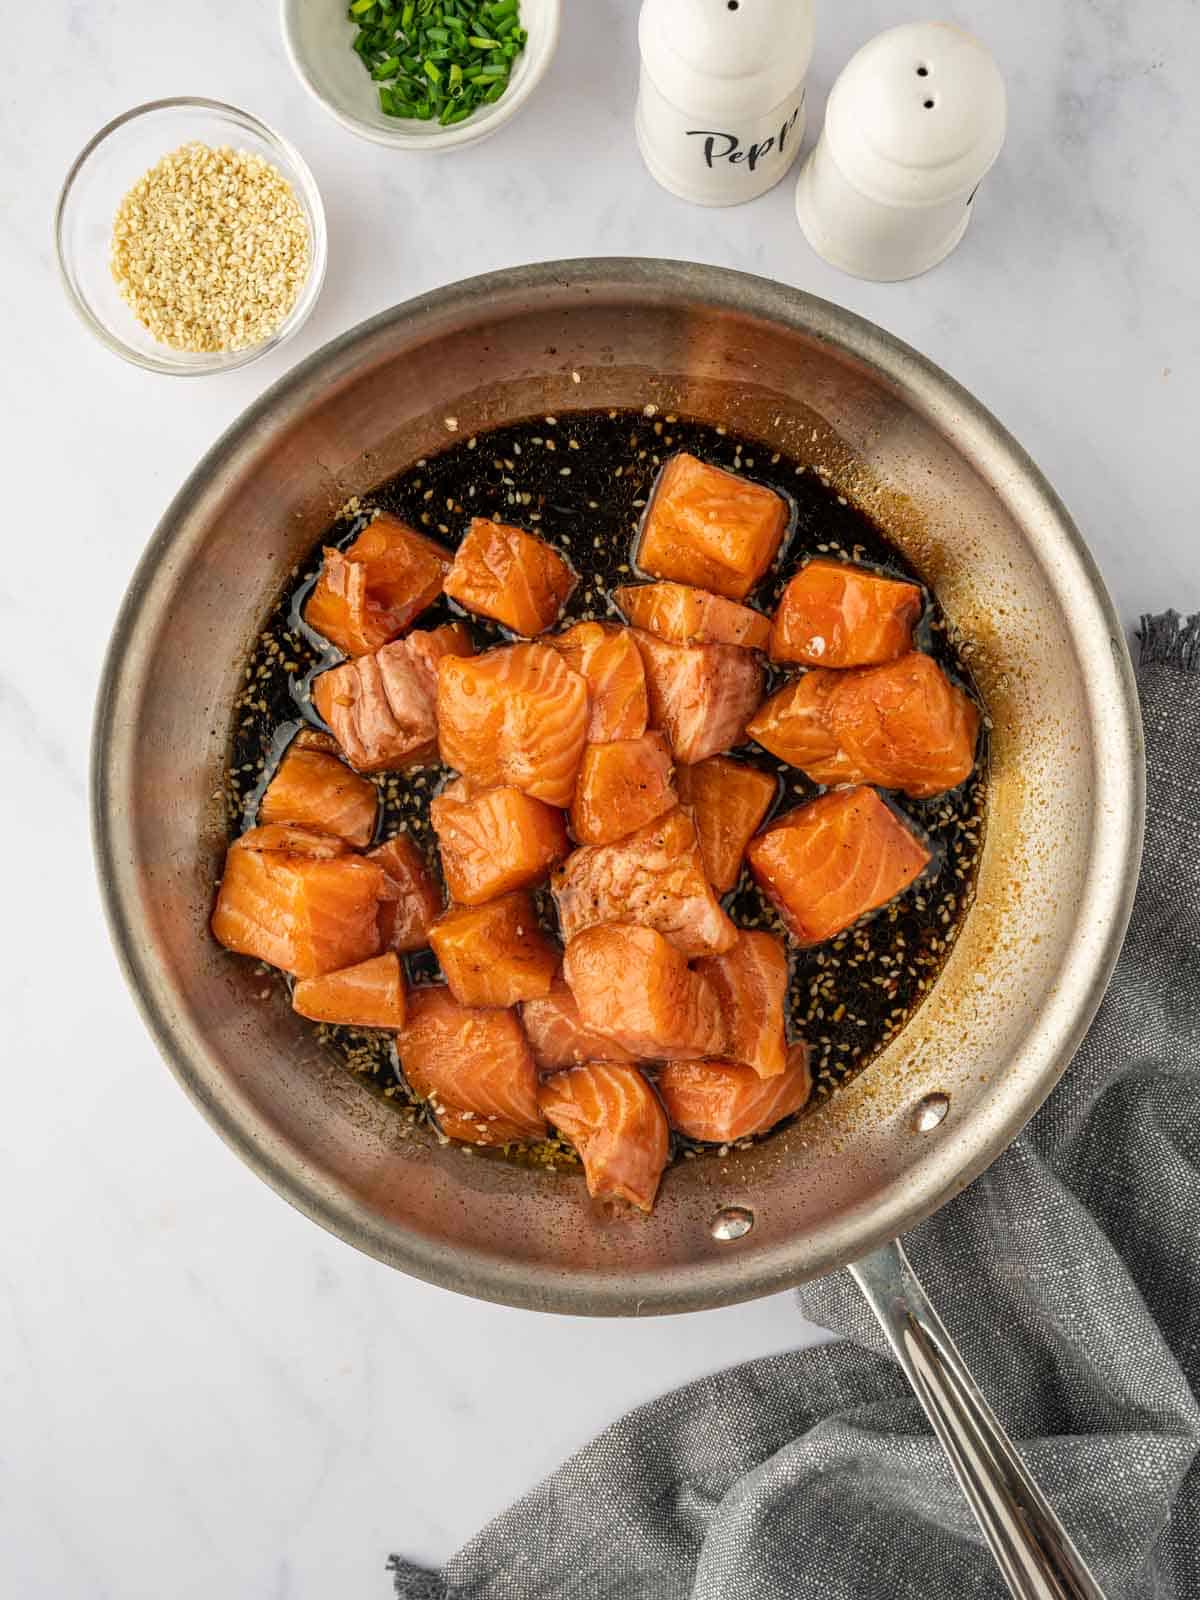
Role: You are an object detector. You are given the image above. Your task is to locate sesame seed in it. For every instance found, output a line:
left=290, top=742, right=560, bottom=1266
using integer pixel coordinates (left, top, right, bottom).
left=110, top=142, right=309, bottom=352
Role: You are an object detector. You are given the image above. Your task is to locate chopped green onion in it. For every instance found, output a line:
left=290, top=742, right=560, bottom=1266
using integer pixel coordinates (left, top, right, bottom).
left=350, top=0, right=526, bottom=122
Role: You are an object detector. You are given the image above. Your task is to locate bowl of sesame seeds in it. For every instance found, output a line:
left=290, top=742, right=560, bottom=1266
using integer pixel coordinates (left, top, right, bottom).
left=55, top=98, right=327, bottom=375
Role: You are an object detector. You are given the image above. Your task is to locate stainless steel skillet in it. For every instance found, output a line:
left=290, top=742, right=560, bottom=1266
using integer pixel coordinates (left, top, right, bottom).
left=92, top=260, right=1143, bottom=1599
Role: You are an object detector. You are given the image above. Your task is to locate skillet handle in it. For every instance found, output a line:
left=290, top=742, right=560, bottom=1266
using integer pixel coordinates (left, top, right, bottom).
left=849, top=1239, right=1107, bottom=1600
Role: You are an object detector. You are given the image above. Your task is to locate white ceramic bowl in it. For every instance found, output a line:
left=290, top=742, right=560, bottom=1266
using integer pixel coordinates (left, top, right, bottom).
left=282, top=0, right=561, bottom=151
left=55, top=98, right=327, bottom=376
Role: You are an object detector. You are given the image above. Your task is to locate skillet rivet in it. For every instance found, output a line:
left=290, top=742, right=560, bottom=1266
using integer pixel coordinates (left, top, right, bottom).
left=912, top=1092, right=950, bottom=1132
left=711, top=1206, right=754, bottom=1241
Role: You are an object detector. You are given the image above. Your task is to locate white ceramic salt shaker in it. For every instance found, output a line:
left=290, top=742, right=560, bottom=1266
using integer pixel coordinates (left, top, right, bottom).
left=636, top=0, right=815, bottom=207
left=795, top=21, right=1006, bottom=281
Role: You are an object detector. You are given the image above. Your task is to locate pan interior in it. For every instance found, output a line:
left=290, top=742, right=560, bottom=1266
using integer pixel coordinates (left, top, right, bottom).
left=94, top=262, right=1142, bottom=1314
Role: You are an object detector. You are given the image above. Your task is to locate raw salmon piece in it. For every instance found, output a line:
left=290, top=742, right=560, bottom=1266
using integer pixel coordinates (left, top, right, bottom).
left=675, top=755, right=777, bottom=893
left=695, top=930, right=790, bottom=1079
left=292, top=728, right=341, bottom=755
left=746, top=671, right=856, bottom=782
left=431, top=784, right=568, bottom=905
left=230, top=823, right=349, bottom=858
left=548, top=622, right=648, bottom=742
left=303, top=514, right=450, bottom=656
left=824, top=653, right=980, bottom=799
left=539, top=1063, right=669, bottom=1212
left=770, top=559, right=923, bottom=667
left=657, top=1045, right=812, bottom=1143
left=747, top=787, right=931, bottom=946
left=437, top=642, right=589, bottom=807
left=637, top=453, right=788, bottom=602
left=369, top=833, right=442, bottom=953
left=553, top=807, right=737, bottom=958
left=211, top=826, right=385, bottom=978
left=570, top=732, right=676, bottom=846
left=398, top=986, right=545, bottom=1145
left=430, top=890, right=559, bottom=1008
left=615, top=582, right=771, bottom=651
left=564, top=924, right=727, bottom=1060
left=520, top=981, right=635, bottom=1071
left=313, top=623, right=474, bottom=774
left=293, top=951, right=407, bottom=1029
left=258, top=744, right=378, bottom=848
left=633, top=629, right=764, bottom=765
left=748, top=654, right=980, bottom=798
left=444, top=518, right=577, bottom=636
left=404, top=621, right=475, bottom=690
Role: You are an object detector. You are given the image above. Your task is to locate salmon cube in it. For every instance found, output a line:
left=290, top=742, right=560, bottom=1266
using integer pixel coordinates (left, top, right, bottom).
left=228, top=823, right=347, bottom=856
left=657, top=1045, right=812, bottom=1144
left=303, top=514, right=450, bottom=656
left=633, top=629, right=764, bottom=765
left=637, top=453, right=788, bottom=601
left=746, top=670, right=852, bottom=782
left=444, top=518, right=576, bottom=636
left=291, top=728, right=341, bottom=754
left=675, top=755, right=777, bottom=893
left=747, top=653, right=980, bottom=798
left=570, top=732, right=676, bottom=846
left=211, top=825, right=385, bottom=979
left=437, top=642, right=589, bottom=807
left=552, top=807, right=737, bottom=958
left=615, top=582, right=770, bottom=650
left=539, top=1063, right=670, bottom=1212
left=548, top=622, right=648, bottom=742
left=430, top=890, right=559, bottom=1008
left=405, top=621, right=475, bottom=686
left=259, top=743, right=378, bottom=848
left=747, top=787, right=931, bottom=946
left=563, top=924, right=726, bottom=1060
left=770, top=559, right=922, bottom=667
left=292, top=951, right=407, bottom=1029
left=313, top=623, right=474, bottom=774
left=369, top=833, right=442, bottom=953
left=695, top=930, right=789, bottom=1079
left=398, top=986, right=545, bottom=1145
left=521, top=980, right=635, bottom=1071
left=431, top=783, right=568, bottom=905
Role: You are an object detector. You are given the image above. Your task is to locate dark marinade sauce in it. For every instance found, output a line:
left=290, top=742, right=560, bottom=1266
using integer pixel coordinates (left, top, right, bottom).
left=225, top=408, right=987, bottom=1163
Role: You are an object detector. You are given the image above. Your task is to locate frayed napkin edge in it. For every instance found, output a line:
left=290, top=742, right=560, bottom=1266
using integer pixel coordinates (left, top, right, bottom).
left=1138, top=610, right=1200, bottom=671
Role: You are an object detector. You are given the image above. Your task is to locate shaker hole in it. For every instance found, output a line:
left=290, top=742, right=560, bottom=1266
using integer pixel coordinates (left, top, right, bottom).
left=923, top=98, right=936, bottom=109
left=727, top=1, right=740, bottom=10
left=916, top=65, right=930, bottom=77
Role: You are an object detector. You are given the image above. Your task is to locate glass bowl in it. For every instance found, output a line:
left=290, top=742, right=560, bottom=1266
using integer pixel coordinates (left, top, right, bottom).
left=54, top=98, right=328, bottom=376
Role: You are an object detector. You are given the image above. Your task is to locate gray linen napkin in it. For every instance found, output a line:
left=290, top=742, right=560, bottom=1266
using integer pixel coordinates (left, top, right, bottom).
left=390, top=612, right=1200, bottom=1600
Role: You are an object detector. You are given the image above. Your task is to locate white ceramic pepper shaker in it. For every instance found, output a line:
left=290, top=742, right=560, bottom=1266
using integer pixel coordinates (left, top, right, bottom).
left=636, top=0, right=815, bottom=207
left=795, top=21, right=1006, bottom=281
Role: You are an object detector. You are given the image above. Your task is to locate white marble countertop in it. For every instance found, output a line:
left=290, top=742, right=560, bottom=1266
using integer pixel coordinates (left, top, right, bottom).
left=4, top=2, right=1198, bottom=1595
